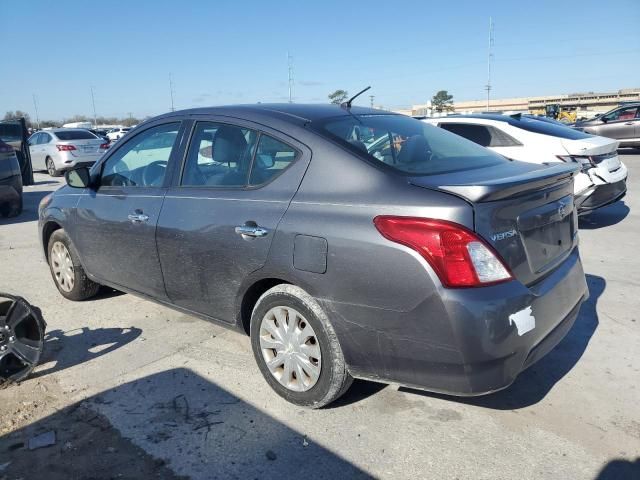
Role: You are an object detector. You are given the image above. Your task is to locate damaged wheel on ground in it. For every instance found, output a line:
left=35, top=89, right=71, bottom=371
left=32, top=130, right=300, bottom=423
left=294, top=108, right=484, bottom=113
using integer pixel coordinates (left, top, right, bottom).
left=0, top=293, right=46, bottom=385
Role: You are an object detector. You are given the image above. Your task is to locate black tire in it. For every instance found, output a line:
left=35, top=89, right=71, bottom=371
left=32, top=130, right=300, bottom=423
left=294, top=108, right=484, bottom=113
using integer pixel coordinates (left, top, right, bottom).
left=46, top=157, right=62, bottom=177
left=250, top=284, right=353, bottom=408
left=47, top=229, right=100, bottom=301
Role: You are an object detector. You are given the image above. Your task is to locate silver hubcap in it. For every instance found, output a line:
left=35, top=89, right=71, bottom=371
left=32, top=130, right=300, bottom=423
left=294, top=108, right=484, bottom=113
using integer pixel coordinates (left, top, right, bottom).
left=259, top=306, right=321, bottom=392
left=47, top=159, right=54, bottom=175
left=51, top=241, right=74, bottom=292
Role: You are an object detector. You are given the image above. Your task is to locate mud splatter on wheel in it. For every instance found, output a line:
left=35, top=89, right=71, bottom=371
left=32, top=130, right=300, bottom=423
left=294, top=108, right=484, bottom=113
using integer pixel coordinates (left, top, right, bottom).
left=0, top=293, right=46, bottom=385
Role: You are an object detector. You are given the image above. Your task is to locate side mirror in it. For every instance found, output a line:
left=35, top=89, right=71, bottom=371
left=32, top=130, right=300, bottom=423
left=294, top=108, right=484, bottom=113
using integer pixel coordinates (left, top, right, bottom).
left=65, top=167, right=92, bottom=188
left=600, top=116, right=608, bottom=123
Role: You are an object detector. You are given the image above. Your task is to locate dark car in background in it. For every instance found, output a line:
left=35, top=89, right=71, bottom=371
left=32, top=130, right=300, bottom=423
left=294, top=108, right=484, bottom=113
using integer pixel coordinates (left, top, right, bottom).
left=574, top=103, right=640, bottom=147
left=0, top=118, right=33, bottom=186
left=0, top=137, right=23, bottom=217
left=38, top=104, right=588, bottom=407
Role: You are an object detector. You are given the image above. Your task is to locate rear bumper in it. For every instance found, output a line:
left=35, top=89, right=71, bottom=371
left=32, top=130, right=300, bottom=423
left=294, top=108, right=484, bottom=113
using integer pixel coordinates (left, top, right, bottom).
left=576, top=179, right=627, bottom=214
left=325, top=247, right=588, bottom=396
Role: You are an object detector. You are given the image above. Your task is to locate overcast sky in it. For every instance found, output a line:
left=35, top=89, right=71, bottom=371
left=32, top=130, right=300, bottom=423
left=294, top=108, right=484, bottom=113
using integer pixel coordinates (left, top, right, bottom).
left=2, top=0, right=639, bottom=120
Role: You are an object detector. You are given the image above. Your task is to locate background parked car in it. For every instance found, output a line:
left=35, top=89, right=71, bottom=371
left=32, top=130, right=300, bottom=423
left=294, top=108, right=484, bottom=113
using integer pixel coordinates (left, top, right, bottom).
left=28, top=128, right=108, bottom=177
left=89, top=129, right=111, bottom=145
left=573, top=102, right=640, bottom=147
left=0, top=137, right=23, bottom=217
left=0, top=118, right=34, bottom=186
left=39, top=104, right=588, bottom=408
left=423, top=114, right=627, bottom=214
left=106, top=127, right=132, bottom=141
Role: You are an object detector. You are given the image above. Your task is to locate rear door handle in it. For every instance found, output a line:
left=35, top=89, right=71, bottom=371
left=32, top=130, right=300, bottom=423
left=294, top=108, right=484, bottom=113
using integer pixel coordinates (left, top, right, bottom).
left=235, top=225, right=269, bottom=237
left=624, top=121, right=635, bottom=125
left=128, top=212, right=149, bottom=223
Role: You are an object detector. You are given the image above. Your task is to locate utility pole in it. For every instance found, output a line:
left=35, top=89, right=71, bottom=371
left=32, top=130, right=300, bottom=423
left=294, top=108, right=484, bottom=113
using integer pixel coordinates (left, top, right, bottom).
left=485, top=17, right=494, bottom=111
left=287, top=52, right=294, bottom=103
left=169, top=73, right=175, bottom=112
left=32, top=94, right=41, bottom=130
left=90, top=86, right=97, bottom=127
left=128, top=112, right=133, bottom=125
left=369, top=95, right=375, bottom=108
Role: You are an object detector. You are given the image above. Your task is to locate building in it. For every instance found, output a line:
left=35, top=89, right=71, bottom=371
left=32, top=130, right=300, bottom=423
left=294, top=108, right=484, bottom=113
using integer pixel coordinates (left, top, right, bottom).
left=407, top=87, right=640, bottom=117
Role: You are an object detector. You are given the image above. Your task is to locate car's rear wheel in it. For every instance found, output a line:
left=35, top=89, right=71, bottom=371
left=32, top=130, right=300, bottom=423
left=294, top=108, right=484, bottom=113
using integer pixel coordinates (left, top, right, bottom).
left=47, top=230, right=100, bottom=301
left=46, top=157, right=61, bottom=177
left=250, top=284, right=353, bottom=408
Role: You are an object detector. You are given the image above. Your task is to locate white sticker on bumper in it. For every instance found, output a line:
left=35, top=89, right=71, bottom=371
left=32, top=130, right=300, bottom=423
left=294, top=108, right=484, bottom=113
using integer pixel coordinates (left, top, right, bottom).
left=509, top=306, right=535, bottom=336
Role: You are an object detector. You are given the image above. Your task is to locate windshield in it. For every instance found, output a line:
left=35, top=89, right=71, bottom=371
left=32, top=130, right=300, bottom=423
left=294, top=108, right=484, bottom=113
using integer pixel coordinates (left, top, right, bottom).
left=55, top=130, right=98, bottom=140
left=313, top=114, right=507, bottom=175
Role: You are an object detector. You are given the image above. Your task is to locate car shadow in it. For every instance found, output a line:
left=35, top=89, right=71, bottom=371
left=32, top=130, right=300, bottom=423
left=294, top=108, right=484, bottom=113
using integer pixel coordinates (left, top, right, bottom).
left=29, top=326, right=142, bottom=380
left=0, top=189, right=54, bottom=225
left=594, top=457, right=640, bottom=480
left=0, top=369, right=370, bottom=479
left=579, top=201, right=630, bottom=229
left=394, top=273, right=604, bottom=410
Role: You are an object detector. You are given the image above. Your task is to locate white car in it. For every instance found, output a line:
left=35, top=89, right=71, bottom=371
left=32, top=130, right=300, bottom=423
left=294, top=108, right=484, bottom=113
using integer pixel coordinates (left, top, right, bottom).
left=28, top=129, right=108, bottom=177
left=423, top=114, right=627, bottom=214
left=106, top=127, right=132, bottom=141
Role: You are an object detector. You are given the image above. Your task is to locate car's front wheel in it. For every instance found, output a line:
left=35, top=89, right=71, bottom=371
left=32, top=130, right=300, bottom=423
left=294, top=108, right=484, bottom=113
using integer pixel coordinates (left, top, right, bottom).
left=47, top=229, right=100, bottom=301
left=250, top=284, right=353, bottom=408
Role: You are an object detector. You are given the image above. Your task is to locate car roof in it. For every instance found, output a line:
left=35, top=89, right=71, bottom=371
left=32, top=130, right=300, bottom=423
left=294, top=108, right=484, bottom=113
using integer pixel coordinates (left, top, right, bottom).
left=432, top=113, right=522, bottom=125
left=153, top=103, right=394, bottom=124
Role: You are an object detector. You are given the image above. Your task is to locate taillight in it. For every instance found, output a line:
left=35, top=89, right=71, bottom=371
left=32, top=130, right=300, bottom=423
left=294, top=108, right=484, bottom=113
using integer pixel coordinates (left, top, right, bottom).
left=56, top=144, right=76, bottom=151
left=373, top=216, right=513, bottom=288
left=99, top=143, right=109, bottom=149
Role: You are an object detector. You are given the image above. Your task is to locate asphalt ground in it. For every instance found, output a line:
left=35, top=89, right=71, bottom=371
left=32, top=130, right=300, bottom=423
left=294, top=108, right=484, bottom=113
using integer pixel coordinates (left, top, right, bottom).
left=0, top=151, right=638, bottom=479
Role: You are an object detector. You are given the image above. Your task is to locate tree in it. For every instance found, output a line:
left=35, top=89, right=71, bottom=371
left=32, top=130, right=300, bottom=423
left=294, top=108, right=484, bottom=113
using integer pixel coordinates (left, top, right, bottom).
left=328, top=90, right=349, bottom=104
left=4, top=111, right=32, bottom=128
left=431, top=90, right=454, bottom=113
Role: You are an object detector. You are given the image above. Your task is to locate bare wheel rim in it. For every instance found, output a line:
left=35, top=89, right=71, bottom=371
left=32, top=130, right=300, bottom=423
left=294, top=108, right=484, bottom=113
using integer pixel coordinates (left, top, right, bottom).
left=47, top=158, right=55, bottom=175
left=0, top=294, right=45, bottom=383
left=50, top=241, right=75, bottom=292
left=259, top=306, right=321, bottom=392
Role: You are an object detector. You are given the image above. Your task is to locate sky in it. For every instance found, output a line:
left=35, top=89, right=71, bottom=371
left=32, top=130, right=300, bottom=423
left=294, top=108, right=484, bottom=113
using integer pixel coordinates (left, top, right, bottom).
left=1, top=0, right=639, bottom=121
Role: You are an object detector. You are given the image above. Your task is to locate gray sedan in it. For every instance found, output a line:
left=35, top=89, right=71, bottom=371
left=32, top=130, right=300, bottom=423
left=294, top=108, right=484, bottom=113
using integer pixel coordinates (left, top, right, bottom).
left=37, top=104, right=588, bottom=407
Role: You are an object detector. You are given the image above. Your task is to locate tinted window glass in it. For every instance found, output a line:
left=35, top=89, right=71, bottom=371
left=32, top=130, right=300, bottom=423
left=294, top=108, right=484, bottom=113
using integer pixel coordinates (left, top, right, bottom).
left=28, top=133, right=41, bottom=145
left=182, top=122, right=258, bottom=187
left=101, top=123, right=179, bottom=187
left=315, top=114, right=507, bottom=175
left=249, top=135, right=297, bottom=185
left=439, top=124, right=492, bottom=147
left=511, top=116, right=592, bottom=139
left=603, top=106, right=639, bottom=122
left=440, top=123, right=522, bottom=148
left=55, top=130, right=98, bottom=140
left=41, top=133, right=52, bottom=143
left=0, top=123, right=22, bottom=142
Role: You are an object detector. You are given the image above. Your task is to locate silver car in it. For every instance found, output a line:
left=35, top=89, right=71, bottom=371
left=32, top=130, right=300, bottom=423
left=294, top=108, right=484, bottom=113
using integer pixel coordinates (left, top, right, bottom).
left=28, top=128, right=108, bottom=177
left=574, top=102, right=640, bottom=147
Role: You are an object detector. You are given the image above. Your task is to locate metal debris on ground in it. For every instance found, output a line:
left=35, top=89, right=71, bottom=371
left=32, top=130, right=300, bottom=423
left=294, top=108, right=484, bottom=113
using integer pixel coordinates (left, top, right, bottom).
left=27, top=430, right=56, bottom=450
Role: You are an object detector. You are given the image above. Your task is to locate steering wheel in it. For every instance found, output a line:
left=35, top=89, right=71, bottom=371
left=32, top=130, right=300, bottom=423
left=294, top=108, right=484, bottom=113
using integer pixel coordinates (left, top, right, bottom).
left=142, top=161, right=167, bottom=186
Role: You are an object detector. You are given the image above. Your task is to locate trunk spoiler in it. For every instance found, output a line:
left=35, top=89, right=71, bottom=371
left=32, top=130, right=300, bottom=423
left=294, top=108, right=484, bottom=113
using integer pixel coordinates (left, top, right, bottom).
left=409, top=162, right=579, bottom=202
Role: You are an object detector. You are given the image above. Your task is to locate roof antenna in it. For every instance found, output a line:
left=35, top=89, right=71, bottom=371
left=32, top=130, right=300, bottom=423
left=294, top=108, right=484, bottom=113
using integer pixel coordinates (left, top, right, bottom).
left=341, top=86, right=371, bottom=109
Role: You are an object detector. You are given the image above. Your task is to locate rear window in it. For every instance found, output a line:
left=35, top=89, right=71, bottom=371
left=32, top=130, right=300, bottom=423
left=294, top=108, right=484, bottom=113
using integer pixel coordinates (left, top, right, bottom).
left=313, top=114, right=507, bottom=175
left=511, top=116, right=592, bottom=139
left=0, top=123, right=23, bottom=142
left=439, top=123, right=522, bottom=147
left=55, top=130, right=98, bottom=140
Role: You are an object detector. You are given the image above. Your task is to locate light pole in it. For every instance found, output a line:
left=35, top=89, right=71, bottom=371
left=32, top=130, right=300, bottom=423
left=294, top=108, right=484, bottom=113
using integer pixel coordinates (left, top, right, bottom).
left=32, top=94, right=41, bottom=130
left=90, top=86, right=97, bottom=127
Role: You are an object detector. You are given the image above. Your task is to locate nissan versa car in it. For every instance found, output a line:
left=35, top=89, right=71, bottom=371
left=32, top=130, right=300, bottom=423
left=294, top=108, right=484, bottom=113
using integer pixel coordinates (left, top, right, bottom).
left=424, top=114, right=627, bottom=214
left=38, top=104, right=589, bottom=407
left=28, top=128, right=109, bottom=177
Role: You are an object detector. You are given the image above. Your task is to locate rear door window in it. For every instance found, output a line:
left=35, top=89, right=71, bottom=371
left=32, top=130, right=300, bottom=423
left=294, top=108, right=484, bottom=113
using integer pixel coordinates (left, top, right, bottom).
left=181, top=122, right=258, bottom=187
left=249, top=135, right=297, bottom=185
left=315, top=114, right=507, bottom=175
left=440, top=123, right=522, bottom=147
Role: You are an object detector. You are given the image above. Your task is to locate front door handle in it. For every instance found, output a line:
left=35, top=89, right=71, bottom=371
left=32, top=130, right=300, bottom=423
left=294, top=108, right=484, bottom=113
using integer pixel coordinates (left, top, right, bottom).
left=128, top=211, right=149, bottom=223
left=235, top=225, right=269, bottom=238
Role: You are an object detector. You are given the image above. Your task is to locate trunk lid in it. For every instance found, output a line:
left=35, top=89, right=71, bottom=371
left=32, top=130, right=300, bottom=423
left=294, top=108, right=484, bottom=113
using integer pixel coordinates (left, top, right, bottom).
left=409, top=161, right=579, bottom=285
